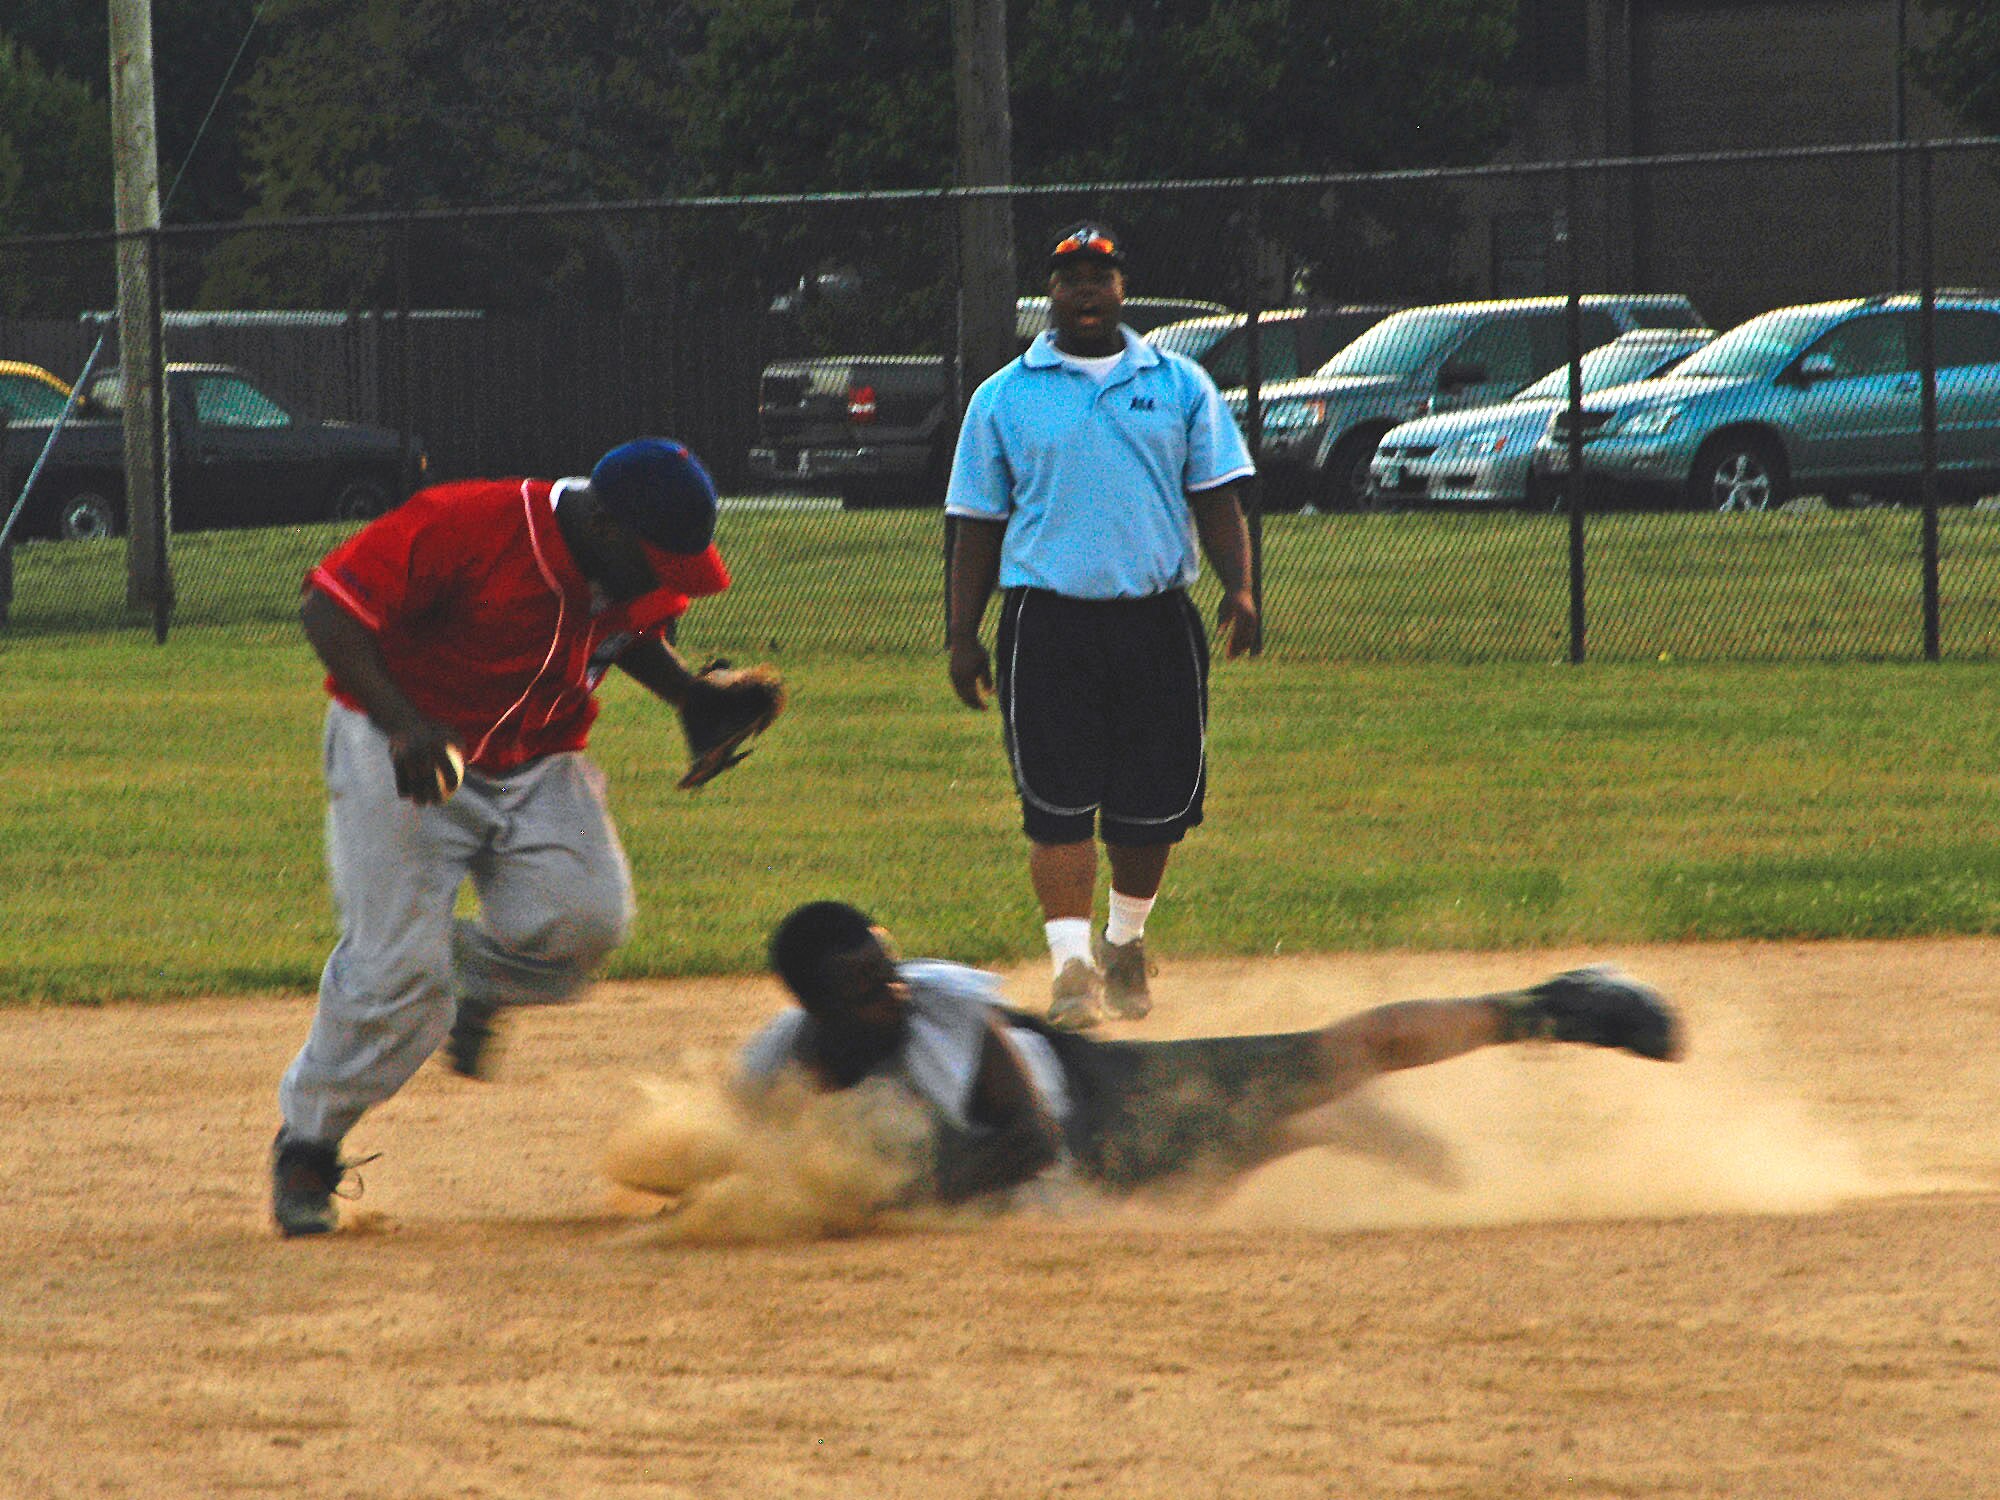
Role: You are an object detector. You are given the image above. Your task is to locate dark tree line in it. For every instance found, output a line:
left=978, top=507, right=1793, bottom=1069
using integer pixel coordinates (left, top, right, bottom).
left=2, top=0, right=1995, bottom=318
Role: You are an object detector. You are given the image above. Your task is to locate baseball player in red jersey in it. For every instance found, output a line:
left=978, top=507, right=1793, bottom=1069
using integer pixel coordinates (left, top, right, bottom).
left=272, top=439, right=737, bottom=1237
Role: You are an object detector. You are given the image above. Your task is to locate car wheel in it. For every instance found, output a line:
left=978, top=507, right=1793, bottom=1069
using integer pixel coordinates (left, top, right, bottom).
left=57, top=487, right=124, bottom=541
left=1689, top=435, right=1787, bottom=512
left=1318, top=430, right=1384, bottom=513
left=330, top=478, right=393, bottom=523
left=1251, top=470, right=1310, bottom=514
left=839, top=482, right=897, bottom=510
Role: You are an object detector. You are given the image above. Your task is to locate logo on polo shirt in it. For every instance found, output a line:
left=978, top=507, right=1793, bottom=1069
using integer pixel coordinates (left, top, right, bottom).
left=1129, top=396, right=1156, bottom=411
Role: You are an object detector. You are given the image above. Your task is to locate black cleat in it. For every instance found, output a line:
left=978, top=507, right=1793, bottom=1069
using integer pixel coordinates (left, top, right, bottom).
left=445, top=995, right=502, bottom=1079
left=270, top=1130, right=347, bottom=1238
left=1521, top=966, right=1684, bottom=1061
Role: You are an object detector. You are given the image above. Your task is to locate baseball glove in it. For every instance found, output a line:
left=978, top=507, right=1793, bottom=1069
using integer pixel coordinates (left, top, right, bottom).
left=676, top=659, right=786, bottom=789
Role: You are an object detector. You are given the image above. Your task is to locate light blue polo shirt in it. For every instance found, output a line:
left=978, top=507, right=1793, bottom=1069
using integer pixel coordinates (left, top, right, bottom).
left=945, top=327, right=1255, bottom=599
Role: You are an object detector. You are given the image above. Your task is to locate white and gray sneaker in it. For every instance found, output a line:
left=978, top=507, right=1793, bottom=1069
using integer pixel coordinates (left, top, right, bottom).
left=1047, top=957, right=1106, bottom=1030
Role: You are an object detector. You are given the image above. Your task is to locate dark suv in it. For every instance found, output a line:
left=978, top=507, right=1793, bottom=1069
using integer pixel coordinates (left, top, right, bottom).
left=1229, top=294, right=1707, bottom=511
left=1146, top=305, right=1402, bottom=388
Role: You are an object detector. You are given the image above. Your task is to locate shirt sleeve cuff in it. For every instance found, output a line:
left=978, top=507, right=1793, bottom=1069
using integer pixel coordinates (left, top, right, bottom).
left=1188, top=464, right=1257, bottom=493
left=304, top=566, right=386, bottom=633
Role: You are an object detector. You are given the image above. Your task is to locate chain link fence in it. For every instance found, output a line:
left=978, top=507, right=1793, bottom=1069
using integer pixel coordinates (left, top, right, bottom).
left=3, top=139, right=1999, bottom=660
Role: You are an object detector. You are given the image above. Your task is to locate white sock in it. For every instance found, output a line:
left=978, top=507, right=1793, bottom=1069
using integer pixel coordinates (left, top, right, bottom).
left=1105, top=890, right=1156, bottom=946
left=1045, top=918, right=1093, bottom=974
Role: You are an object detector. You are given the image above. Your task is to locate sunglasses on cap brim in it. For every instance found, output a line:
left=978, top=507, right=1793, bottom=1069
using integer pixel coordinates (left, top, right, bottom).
left=1051, top=231, right=1120, bottom=261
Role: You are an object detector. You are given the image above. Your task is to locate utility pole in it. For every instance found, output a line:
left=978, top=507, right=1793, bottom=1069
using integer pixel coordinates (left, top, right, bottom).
left=944, top=0, right=1016, bottom=643
left=953, top=0, right=1016, bottom=401
left=108, top=0, right=172, bottom=621
left=1891, top=0, right=1908, bottom=289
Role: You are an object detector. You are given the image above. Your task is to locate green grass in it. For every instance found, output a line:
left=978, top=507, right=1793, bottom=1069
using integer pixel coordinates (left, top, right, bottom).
left=15, top=502, right=2000, bottom=660
left=5, top=508, right=2000, bottom=1003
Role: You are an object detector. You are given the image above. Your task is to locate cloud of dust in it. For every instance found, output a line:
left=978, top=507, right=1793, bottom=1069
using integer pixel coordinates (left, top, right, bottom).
left=601, top=1062, right=942, bottom=1244
left=602, top=1002, right=1892, bottom=1245
left=1211, top=1031, right=1880, bottom=1233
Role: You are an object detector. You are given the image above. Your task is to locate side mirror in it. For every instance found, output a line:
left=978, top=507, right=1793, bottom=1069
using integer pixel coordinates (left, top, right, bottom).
left=1438, top=358, right=1487, bottom=390
left=1796, top=352, right=1837, bottom=383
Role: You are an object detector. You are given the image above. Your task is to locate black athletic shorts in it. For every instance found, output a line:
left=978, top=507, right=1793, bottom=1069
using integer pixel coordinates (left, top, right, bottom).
left=995, top=586, right=1209, bottom=846
left=1007, top=1010, right=1327, bottom=1192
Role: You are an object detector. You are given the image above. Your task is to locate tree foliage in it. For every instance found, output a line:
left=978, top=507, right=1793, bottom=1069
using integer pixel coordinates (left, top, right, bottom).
left=1911, top=1, right=2000, bottom=135
left=0, top=34, right=114, bottom=312
left=203, top=0, right=702, bottom=309
left=1008, top=0, right=1516, bottom=302
left=692, top=0, right=1517, bottom=345
left=1, top=0, right=266, bottom=226
left=694, top=0, right=1513, bottom=192
left=690, top=0, right=956, bottom=196
left=26, top=0, right=1517, bottom=319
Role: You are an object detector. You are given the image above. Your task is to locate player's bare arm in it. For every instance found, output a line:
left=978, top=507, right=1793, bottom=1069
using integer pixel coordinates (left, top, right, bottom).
left=299, top=588, right=460, bottom=805
left=945, top=517, right=1006, bottom=709
left=1190, top=481, right=1258, bottom=659
left=612, top=635, right=701, bottom=706
left=930, top=1015, right=1064, bottom=1203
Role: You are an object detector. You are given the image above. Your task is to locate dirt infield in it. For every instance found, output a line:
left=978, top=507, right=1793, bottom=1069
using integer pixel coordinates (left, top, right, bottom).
left=4, top=939, right=1996, bottom=1499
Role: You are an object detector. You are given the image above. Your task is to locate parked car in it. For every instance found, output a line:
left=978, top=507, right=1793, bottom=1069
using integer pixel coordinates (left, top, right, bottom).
left=0, top=360, right=72, bottom=422
left=747, top=295, right=1231, bottom=508
left=1366, top=327, right=1715, bottom=508
left=1530, top=292, right=2000, bottom=511
left=1228, top=293, right=1708, bottom=511
left=1, top=362, right=420, bottom=540
left=1145, top=304, right=1402, bottom=389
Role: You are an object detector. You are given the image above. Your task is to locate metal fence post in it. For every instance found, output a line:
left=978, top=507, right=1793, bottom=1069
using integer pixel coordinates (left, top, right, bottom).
left=146, top=227, right=172, bottom=643
left=1917, top=145, right=1939, bottom=662
left=396, top=211, right=416, bottom=497
left=0, top=409, right=10, bottom=626
left=1240, top=184, right=1265, bottom=654
left=942, top=193, right=961, bottom=648
left=1561, top=167, right=1585, bottom=664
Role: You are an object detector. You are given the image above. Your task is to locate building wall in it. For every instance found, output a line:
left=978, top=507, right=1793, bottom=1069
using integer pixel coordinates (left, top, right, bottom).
left=1635, top=0, right=1913, bottom=322
left=1465, top=0, right=2000, bottom=329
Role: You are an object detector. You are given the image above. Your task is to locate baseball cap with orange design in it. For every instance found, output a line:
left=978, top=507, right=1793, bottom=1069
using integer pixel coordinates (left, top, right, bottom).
left=1046, top=222, right=1127, bottom=273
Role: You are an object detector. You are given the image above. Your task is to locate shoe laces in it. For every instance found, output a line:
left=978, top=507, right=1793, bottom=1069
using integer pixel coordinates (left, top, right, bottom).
left=332, top=1150, right=383, bottom=1202
left=1101, top=940, right=1154, bottom=980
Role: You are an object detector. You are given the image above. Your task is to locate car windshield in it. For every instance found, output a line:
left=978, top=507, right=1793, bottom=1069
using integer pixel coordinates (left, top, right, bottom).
left=0, top=376, right=70, bottom=421
left=1669, top=309, right=1836, bottom=379
left=1515, top=339, right=1698, bottom=401
left=1314, top=310, right=1469, bottom=378
left=85, top=376, right=125, bottom=413
left=1148, top=321, right=1234, bottom=361
left=1120, top=300, right=1227, bottom=335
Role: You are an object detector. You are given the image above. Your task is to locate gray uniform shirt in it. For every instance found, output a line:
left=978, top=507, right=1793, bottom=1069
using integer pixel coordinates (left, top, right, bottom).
left=737, top=960, right=1072, bottom=1130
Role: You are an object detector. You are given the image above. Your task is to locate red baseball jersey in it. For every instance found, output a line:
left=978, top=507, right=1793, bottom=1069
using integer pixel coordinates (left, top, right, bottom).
left=306, top=477, right=730, bottom=771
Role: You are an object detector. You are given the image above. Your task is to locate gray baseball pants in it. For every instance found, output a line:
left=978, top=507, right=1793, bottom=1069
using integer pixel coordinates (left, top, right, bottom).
left=279, top=702, right=635, bottom=1144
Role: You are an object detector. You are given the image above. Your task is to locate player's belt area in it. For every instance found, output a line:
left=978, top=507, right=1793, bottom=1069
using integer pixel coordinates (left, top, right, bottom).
left=1006, top=585, right=1187, bottom=611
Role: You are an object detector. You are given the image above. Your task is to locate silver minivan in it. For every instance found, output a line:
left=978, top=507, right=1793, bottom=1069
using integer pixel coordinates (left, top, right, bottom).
left=1228, top=294, right=1706, bottom=510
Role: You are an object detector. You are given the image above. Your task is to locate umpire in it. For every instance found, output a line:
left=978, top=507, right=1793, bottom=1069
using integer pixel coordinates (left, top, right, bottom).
left=944, top=222, right=1258, bottom=1030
